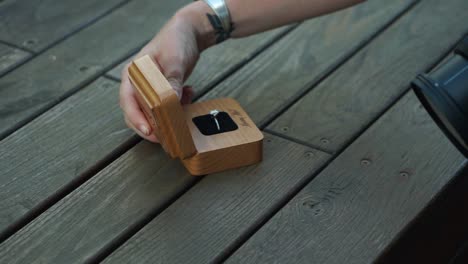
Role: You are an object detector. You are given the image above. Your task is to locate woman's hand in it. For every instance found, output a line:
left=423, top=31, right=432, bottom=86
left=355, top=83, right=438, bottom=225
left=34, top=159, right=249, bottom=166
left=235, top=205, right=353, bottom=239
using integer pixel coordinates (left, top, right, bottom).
left=119, top=2, right=214, bottom=142
left=120, top=0, right=365, bottom=142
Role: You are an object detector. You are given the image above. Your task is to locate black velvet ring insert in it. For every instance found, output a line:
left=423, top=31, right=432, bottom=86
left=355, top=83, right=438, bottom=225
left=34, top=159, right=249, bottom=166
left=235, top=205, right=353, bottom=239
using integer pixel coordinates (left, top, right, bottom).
left=192, top=112, right=238, bottom=136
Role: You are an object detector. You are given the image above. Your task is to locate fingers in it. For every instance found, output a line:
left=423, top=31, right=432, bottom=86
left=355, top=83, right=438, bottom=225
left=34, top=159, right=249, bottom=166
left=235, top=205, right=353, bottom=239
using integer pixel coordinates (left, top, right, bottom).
left=180, top=85, right=194, bottom=105
left=120, top=64, right=159, bottom=143
left=120, top=38, right=196, bottom=144
left=124, top=116, right=159, bottom=143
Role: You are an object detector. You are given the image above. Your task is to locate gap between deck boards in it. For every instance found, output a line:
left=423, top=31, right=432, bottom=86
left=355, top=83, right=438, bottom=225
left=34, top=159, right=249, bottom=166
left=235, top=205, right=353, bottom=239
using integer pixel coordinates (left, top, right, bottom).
left=97, top=2, right=420, bottom=261
left=0, top=135, right=140, bottom=243
left=100, top=0, right=468, bottom=261
left=97, top=1, right=420, bottom=262
left=0, top=25, right=297, bottom=244
left=0, top=39, right=33, bottom=54
left=224, top=10, right=468, bottom=264
left=0, top=0, right=134, bottom=76
left=0, top=0, right=431, bottom=262
left=103, top=24, right=298, bottom=100
left=259, top=0, right=420, bottom=132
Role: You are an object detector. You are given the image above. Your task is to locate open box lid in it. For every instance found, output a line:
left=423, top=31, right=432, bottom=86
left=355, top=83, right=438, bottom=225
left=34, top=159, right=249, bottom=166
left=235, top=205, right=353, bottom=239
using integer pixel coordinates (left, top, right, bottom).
left=128, top=55, right=196, bottom=159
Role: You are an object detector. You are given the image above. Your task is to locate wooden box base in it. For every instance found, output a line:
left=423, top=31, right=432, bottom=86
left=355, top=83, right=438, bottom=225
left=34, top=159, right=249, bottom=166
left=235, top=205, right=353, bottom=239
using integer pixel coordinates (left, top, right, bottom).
left=182, top=98, right=263, bottom=175
left=129, top=55, right=263, bottom=176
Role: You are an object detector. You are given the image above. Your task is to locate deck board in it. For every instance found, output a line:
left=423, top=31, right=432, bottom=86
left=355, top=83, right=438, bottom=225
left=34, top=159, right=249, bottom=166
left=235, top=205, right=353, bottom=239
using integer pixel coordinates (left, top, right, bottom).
left=0, top=0, right=128, bottom=52
left=0, top=50, right=327, bottom=261
left=0, top=43, right=30, bottom=75
left=106, top=26, right=292, bottom=98
left=378, top=167, right=468, bottom=263
left=0, top=0, right=288, bottom=249
left=0, top=0, right=186, bottom=140
left=227, top=91, right=466, bottom=263
left=0, top=0, right=412, bottom=259
left=197, top=0, right=415, bottom=128
left=0, top=141, right=194, bottom=264
left=267, top=0, right=468, bottom=153
left=98, top=0, right=418, bottom=262
left=202, top=0, right=413, bottom=129
left=0, top=0, right=285, bottom=140
left=0, top=0, right=467, bottom=262
left=0, top=135, right=328, bottom=264
left=0, top=26, right=287, bottom=241
left=0, top=78, right=133, bottom=240
left=102, top=135, right=329, bottom=264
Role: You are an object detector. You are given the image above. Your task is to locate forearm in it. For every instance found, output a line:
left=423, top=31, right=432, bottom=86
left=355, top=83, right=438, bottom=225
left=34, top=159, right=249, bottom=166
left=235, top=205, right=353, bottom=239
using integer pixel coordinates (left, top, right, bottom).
left=229, top=0, right=365, bottom=37
left=178, top=0, right=365, bottom=50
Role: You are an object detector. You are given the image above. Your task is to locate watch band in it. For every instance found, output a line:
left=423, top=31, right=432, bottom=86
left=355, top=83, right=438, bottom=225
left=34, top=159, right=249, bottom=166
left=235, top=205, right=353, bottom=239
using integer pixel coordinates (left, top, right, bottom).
left=202, top=0, right=232, bottom=33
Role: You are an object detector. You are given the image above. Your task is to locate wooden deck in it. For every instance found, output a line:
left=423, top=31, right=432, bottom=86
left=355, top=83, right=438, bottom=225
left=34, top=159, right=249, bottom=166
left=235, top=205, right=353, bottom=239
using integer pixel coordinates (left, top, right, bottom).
left=1, top=0, right=468, bottom=263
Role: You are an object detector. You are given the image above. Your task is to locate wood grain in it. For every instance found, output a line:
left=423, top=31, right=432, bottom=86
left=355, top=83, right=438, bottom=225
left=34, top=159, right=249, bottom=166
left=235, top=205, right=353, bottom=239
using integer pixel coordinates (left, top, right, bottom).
left=106, top=26, right=291, bottom=96
left=228, top=91, right=467, bottom=264
left=0, top=85, right=319, bottom=263
left=268, top=0, right=468, bottom=153
left=378, top=167, right=468, bottom=263
left=0, top=0, right=288, bottom=246
left=0, top=141, right=195, bottom=264
left=199, top=0, right=415, bottom=127
left=0, top=34, right=278, bottom=258
left=0, top=0, right=413, bottom=260
left=0, top=78, right=315, bottom=262
left=0, top=78, right=133, bottom=236
left=0, top=0, right=128, bottom=52
left=0, top=43, right=29, bottom=75
left=0, top=0, right=286, bottom=140
left=0, top=134, right=327, bottom=264
left=102, top=135, right=330, bottom=264
left=0, top=0, right=187, bottom=139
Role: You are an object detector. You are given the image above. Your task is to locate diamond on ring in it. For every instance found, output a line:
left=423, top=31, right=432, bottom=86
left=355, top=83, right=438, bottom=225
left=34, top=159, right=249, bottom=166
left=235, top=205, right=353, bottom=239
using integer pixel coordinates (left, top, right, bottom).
left=210, top=110, right=221, bottom=131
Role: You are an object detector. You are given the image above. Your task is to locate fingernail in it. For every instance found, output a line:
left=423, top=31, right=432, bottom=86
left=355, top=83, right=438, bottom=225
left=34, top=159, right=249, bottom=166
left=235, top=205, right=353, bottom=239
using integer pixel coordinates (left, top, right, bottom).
left=139, top=125, right=150, bottom=136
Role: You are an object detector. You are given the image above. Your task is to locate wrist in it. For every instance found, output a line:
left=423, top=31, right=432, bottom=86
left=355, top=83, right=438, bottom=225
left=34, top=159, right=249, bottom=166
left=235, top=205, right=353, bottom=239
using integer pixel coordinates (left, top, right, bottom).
left=176, top=1, right=216, bottom=51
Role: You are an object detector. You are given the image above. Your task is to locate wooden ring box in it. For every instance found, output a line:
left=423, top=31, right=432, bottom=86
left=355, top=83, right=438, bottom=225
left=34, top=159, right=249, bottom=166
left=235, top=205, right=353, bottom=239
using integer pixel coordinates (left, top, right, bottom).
left=128, top=55, right=263, bottom=175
